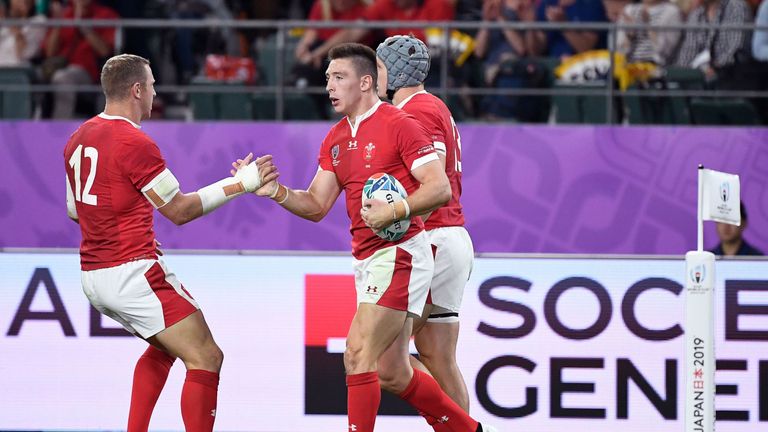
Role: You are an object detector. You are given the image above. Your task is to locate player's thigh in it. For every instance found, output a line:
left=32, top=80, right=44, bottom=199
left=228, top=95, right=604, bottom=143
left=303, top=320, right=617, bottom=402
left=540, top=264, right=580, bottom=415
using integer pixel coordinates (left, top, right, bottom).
left=378, top=317, right=416, bottom=384
left=81, top=259, right=199, bottom=339
left=411, top=302, right=434, bottom=336
left=347, top=303, right=408, bottom=362
left=427, top=227, right=474, bottom=317
left=149, top=309, right=218, bottom=362
left=415, top=321, right=461, bottom=360
left=353, top=231, right=434, bottom=318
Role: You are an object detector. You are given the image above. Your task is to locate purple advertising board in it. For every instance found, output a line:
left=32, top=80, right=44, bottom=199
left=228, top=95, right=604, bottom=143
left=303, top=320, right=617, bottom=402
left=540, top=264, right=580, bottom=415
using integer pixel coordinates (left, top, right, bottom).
left=1, top=121, right=766, bottom=254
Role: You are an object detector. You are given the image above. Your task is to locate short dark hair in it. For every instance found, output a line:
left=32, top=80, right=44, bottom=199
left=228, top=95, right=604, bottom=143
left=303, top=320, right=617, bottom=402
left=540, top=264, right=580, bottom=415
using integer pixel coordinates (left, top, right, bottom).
left=100, top=54, right=150, bottom=100
left=328, top=43, right=377, bottom=83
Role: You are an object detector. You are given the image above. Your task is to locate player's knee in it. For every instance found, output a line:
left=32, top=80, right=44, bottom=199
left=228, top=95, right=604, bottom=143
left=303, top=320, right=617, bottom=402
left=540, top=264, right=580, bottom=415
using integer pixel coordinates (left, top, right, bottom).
left=414, top=338, right=438, bottom=362
left=187, top=343, right=223, bottom=372
left=208, top=345, right=224, bottom=371
left=343, top=344, right=363, bottom=373
left=377, top=363, right=411, bottom=394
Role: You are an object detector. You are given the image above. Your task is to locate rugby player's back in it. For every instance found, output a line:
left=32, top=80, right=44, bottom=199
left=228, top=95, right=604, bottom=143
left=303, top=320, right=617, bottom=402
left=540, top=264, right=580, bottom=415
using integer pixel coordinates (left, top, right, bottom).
left=64, top=114, right=166, bottom=270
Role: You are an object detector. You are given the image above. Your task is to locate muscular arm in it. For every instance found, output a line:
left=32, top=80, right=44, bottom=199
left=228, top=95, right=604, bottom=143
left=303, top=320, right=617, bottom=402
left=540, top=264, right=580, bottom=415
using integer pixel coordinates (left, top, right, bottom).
left=420, top=152, right=447, bottom=222
left=362, top=159, right=451, bottom=232
left=157, top=191, right=205, bottom=226
left=398, top=159, right=450, bottom=218
left=153, top=156, right=276, bottom=225
left=269, top=168, right=342, bottom=222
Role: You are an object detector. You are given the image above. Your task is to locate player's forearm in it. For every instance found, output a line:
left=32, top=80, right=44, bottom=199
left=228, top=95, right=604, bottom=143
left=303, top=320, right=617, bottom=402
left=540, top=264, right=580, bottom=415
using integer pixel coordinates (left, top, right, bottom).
left=393, top=180, right=450, bottom=221
left=164, top=192, right=205, bottom=225
left=270, top=183, right=328, bottom=222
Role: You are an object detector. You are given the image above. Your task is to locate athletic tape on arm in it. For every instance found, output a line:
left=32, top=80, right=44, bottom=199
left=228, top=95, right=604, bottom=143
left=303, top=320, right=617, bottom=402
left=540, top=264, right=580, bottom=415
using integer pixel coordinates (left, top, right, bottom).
left=141, top=168, right=181, bottom=209
left=197, top=177, right=246, bottom=214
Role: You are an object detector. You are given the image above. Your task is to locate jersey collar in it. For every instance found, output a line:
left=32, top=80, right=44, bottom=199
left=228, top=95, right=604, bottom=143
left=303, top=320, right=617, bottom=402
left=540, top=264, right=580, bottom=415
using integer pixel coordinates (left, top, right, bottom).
left=396, top=90, right=428, bottom=109
left=98, top=112, right=141, bottom=129
left=346, top=100, right=383, bottom=138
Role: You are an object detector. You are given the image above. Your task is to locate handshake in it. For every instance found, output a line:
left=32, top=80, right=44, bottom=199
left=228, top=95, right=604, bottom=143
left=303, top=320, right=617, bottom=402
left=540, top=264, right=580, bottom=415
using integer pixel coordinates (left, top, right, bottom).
left=231, top=153, right=281, bottom=197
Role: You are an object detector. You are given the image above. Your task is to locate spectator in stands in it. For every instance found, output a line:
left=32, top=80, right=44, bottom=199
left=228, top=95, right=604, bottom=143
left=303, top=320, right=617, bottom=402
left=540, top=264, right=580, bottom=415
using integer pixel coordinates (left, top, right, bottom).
left=0, top=0, right=47, bottom=66
left=603, top=0, right=631, bottom=22
left=474, top=0, right=537, bottom=119
left=475, top=0, right=529, bottom=73
left=292, top=0, right=368, bottom=118
left=455, top=0, right=484, bottom=29
left=711, top=202, right=764, bottom=256
left=672, top=0, right=703, bottom=17
left=675, top=0, right=753, bottom=81
left=753, top=0, right=768, bottom=60
left=295, top=0, right=368, bottom=65
left=525, top=0, right=608, bottom=58
left=300, top=0, right=455, bottom=68
left=43, top=0, right=118, bottom=118
left=617, top=0, right=683, bottom=65
left=168, top=0, right=239, bottom=85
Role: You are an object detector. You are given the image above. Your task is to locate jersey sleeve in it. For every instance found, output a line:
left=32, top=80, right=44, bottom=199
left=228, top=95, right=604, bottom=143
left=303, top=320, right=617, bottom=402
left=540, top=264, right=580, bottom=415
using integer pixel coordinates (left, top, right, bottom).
left=317, top=128, right=336, bottom=172
left=395, top=114, right=439, bottom=171
left=410, top=103, right=448, bottom=154
left=119, top=133, right=168, bottom=191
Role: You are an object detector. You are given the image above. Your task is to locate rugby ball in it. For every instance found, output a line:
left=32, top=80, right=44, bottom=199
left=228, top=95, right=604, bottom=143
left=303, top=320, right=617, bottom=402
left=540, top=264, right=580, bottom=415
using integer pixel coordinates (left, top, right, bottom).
left=362, top=173, right=411, bottom=241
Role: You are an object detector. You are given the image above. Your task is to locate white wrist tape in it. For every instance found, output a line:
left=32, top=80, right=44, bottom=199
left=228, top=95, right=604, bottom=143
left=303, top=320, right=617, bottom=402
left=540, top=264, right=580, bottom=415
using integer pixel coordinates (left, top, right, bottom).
left=197, top=177, right=244, bottom=214
left=402, top=198, right=411, bottom=219
left=141, top=168, right=181, bottom=209
left=235, top=161, right=262, bottom=192
left=269, top=182, right=281, bottom=199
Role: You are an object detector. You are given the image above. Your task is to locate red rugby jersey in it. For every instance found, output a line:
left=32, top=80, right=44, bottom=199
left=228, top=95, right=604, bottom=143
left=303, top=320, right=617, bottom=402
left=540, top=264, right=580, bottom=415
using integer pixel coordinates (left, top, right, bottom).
left=318, top=101, right=438, bottom=259
left=64, top=114, right=164, bottom=270
left=398, top=91, right=464, bottom=230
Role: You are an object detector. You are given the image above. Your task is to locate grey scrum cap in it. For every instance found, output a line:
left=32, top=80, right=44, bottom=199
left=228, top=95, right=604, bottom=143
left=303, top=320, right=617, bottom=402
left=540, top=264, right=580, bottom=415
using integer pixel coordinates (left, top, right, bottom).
left=376, top=35, right=430, bottom=98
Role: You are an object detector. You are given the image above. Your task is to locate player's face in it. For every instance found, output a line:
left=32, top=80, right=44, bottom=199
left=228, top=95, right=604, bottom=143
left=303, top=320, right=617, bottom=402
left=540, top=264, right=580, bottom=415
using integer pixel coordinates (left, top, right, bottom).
left=375, top=57, right=388, bottom=99
left=140, top=64, right=156, bottom=120
left=325, top=58, right=363, bottom=116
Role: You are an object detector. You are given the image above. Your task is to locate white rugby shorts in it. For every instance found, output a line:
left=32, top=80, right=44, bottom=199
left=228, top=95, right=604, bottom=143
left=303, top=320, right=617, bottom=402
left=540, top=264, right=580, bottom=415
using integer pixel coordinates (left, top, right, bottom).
left=81, top=259, right=199, bottom=338
left=426, top=226, right=474, bottom=322
left=353, top=231, right=434, bottom=317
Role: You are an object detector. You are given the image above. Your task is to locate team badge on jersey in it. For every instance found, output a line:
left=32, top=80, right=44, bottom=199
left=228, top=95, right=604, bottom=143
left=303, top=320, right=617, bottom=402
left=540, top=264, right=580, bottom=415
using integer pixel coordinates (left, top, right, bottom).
left=364, top=142, right=376, bottom=162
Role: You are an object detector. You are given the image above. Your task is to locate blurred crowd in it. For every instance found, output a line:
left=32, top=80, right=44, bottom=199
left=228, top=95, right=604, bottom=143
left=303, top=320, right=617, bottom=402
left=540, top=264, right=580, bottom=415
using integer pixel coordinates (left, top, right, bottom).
left=1, top=0, right=767, bottom=122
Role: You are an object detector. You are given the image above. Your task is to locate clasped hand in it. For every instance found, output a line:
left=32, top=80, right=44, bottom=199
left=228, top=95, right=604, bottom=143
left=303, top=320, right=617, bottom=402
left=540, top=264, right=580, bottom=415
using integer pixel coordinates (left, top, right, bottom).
left=230, top=153, right=280, bottom=195
left=360, top=199, right=394, bottom=232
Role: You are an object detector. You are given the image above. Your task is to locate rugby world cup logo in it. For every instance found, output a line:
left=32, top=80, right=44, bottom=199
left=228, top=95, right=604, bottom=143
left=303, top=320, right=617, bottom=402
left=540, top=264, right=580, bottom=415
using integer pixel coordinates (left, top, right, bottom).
left=720, top=182, right=729, bottom=202
left=331, top=144, right=340, bottom=160
left=690, top=264, right=706, bottom=284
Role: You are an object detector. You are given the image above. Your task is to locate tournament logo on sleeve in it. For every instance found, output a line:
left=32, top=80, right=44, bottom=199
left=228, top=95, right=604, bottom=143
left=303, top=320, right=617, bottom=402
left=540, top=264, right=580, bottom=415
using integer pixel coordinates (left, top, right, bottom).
left=304, top=274, right=417, bottom=415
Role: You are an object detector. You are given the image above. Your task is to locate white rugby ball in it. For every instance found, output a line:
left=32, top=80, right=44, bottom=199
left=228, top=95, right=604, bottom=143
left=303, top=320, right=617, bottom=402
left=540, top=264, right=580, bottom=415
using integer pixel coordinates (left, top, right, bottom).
left=362, top=173, right=411, bottom=241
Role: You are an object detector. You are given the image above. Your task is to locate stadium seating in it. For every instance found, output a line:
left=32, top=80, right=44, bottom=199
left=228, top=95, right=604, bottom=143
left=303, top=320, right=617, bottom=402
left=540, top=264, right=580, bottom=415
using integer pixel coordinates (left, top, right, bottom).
left=0, top=67, right=33, bottom=119
left=690, top=98, right=761, bottom=125
left=189, top=77, right=253, bottom=120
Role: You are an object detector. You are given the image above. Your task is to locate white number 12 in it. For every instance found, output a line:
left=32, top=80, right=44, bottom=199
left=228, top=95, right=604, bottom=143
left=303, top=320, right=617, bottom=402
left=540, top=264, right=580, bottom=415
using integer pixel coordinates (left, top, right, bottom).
left=68, top=144, right=98, bottom=205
